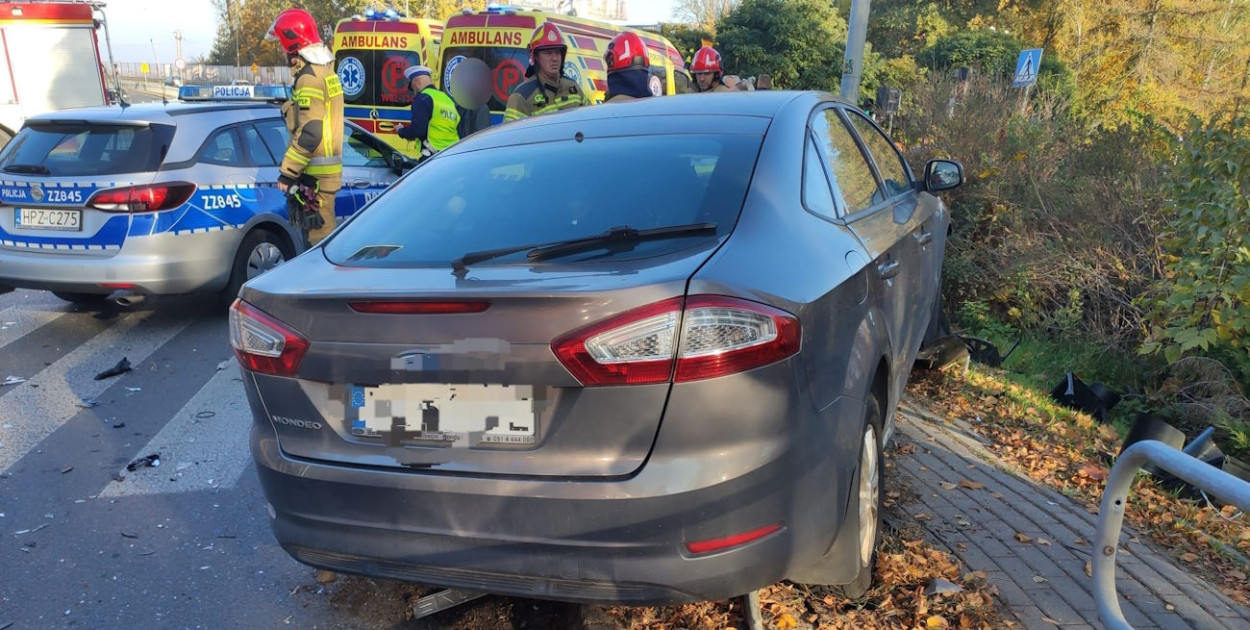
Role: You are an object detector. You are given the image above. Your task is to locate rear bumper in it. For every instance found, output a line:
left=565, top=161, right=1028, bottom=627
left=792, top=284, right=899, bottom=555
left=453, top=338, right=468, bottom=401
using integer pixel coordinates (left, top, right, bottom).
left=0, top=229, right=241, bottom=295
left=247, top=371, right=867, bottom=604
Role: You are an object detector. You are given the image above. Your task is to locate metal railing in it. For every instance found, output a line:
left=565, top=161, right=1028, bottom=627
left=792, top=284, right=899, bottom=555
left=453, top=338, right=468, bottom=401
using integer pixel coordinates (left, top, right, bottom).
left=1092, top=440, right=1250, bottom=630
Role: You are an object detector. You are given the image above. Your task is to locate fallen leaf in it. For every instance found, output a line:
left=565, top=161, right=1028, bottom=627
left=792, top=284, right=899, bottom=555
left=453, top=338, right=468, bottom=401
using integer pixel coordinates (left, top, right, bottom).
left=1079, top=463, right=1108, bottom=481
left=1180, top=552, right=1198, bottom=563
left=991, top=492, right=1005, bottom=500
left=957, top=542, right=968, bottom=551
left=1036, top=537, right=1052, bottom=546
left=915, top=513, right=932, bottom=521
left=927, top=615, right=950, bottom=628
left=1032, top=576, right=1047, bottom=583
left=1074, top=536, right=1088, bottom=546
left=1085, top=561, right=1093, bottom=577
left=1165, top=604, right=1176, bottom=611
left=1014, top=532, right=1033, bottom=544
left=959, top=480, right=984, bottom=490
left=776, top=613, right=798, bottom=630
left=941, top=482, right=958, bottom=490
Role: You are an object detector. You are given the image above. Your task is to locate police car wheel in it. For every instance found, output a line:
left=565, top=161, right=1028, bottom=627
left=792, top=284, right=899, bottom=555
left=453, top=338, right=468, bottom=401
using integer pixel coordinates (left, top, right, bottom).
left=52, top=291, right=109, bottom=305
left=220, top=230, right=289, bottom=305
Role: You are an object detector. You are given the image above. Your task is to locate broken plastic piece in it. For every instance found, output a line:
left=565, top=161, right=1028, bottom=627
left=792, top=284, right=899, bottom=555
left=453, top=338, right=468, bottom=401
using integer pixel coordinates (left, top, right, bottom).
left=94, top=357, right=132, bottom=380
left=126, top=453, right=161, bottom=472
left=412, top=589, right=486, bottom=619
left=959, top=335, right=1019, bottom=367
left=75, top=399, right=101, bottom=409
left=924, top=578, right=964, bottom=596
left=2, top=376, right=25, bottom=386
left=1049, top=373, right=1119, bottom=423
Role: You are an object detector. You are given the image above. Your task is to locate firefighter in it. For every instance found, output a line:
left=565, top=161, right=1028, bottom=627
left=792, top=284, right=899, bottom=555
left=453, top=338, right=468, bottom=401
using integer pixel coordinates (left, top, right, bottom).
left=603, top=32, right=653, bottom=103
left=267, top=7, right=344, bottom=247
left=396, top=65, right=460, bottom=156
left=691, top=45, right=731, bottom=93
left=503, top=23, right=588, bottom=122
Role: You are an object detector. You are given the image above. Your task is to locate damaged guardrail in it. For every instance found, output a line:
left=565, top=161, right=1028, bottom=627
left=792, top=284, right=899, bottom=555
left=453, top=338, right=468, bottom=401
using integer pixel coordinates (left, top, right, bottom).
left=1093, top=439, right=1250, bottom=630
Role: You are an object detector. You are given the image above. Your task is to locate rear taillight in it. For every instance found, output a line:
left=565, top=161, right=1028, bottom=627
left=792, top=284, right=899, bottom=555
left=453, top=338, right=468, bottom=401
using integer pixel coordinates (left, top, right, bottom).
left=551, top=296, right=800, bottom=386
left=229, top=299, right=309, bottom=376
left=87, top=182, right=196, bottom=213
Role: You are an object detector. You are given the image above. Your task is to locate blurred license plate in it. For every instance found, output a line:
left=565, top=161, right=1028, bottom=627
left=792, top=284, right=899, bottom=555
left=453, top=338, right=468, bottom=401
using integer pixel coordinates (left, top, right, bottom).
left=15, top=208, right=81, bottom=231
left=348, top=384, right=538, bottom=446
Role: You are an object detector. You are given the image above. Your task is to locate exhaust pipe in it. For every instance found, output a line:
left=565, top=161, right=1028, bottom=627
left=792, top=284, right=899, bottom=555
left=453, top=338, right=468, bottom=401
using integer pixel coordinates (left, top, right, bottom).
left=106, top=290, right=145, bottom=306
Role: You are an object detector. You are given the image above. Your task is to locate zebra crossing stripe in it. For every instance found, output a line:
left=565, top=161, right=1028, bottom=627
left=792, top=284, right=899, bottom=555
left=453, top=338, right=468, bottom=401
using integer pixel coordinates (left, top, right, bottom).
left=0, top=303, right=66, bottom=352
left=98, top=364, right=253, bottom=498
left=0, top=311, right=194, bottom=473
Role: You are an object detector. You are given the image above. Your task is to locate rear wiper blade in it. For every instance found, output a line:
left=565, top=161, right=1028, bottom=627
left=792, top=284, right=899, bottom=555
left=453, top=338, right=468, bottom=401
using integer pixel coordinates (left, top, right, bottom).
left=526, top=222, right=718, bottom=261
left=2, top=164, right=49, bottom=175
left=450, top=223, right=717, bottom=273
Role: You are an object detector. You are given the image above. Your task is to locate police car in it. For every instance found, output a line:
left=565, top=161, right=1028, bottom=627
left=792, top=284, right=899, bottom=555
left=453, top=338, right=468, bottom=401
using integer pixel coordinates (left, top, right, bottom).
left=0, top=84, right=408, bottom=306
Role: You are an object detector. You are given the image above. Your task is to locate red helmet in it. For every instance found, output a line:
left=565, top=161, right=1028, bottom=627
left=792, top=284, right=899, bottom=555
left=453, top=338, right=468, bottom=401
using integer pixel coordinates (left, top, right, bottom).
left=691, top=46, right=723, bottom=75
left=528, top=22, right=568, bottom=60
left=267, top=8, right=321, bottom=55
left=604, top=32, right=649, bottom=74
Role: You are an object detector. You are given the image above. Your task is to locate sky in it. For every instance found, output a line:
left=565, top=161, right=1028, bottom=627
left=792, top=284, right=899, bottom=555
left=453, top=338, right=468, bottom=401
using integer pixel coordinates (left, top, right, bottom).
left=103, top=0, right=678, bottom=63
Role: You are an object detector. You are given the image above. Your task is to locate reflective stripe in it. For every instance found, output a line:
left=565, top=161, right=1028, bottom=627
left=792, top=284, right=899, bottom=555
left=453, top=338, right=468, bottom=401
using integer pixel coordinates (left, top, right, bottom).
left=284, top=149, right=311, bottom=165
left=503, top=108, right=525, bottom=122
left=305, top=163, right=342, bottom=176
left=309, top=156, right=341, bottom=166
left=293, top=87, right=324, bottom=100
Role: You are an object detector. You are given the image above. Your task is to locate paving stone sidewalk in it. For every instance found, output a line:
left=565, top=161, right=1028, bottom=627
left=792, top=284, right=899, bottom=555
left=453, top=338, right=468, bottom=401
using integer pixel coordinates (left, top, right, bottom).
left=893, top=395, right=1250, bottom=630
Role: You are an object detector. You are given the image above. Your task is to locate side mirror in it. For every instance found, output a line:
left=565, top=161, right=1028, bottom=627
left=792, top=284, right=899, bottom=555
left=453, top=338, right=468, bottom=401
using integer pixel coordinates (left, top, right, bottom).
left=388, top=150, right=413, bottom=174
left=924, top=159, right=964, bottom=193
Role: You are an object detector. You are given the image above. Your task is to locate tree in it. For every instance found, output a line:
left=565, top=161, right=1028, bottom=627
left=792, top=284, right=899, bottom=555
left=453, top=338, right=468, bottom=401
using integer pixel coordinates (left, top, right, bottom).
left=674, top=0, right=740, bottom=35
left=659, top=22, right=714, bottom=64
left=208, top=0, right=372, bottom=67
left=715, top=0, right=847, bottom=91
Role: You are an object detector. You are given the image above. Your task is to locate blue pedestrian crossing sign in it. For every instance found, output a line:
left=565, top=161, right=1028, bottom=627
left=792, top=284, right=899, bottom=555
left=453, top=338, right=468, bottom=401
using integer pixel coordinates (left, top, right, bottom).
left=1013, top=48, right=1043, bottom=88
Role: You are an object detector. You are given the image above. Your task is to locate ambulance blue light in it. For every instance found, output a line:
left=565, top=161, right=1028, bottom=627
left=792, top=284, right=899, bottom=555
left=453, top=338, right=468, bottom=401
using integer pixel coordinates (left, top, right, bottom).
left=385, top=8, right=398, bottom=18
left=365, top=7, right=376, bottom=18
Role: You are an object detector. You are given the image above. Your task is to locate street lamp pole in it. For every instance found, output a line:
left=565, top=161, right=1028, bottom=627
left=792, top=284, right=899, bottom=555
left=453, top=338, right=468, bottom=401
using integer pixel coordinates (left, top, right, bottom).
left=839, top=0, right=872, bottom=104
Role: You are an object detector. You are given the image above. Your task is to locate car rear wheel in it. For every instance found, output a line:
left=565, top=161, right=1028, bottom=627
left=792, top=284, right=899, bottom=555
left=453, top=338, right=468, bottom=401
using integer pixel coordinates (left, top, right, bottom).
left=220, top=230, right=289, bottom=306
left=52, top=291, right=109, bottom=305
left=833, top=394, right=883, bottom=599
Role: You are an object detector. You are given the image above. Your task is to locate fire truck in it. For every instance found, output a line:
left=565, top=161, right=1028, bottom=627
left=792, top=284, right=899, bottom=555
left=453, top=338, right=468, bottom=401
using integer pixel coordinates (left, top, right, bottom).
left=0, top=1, right=119, bottom=136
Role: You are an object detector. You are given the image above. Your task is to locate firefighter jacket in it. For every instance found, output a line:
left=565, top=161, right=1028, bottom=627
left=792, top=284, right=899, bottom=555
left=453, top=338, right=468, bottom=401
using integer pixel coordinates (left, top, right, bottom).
left=503, top=76, right=588, bottom=122
left=280, top=58, right=345, bottom=191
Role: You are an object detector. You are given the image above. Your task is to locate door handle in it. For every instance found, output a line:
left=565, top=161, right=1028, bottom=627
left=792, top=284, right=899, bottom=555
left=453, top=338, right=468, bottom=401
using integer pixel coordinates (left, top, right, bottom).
left=914, top=228, right=933, bottom=246
left=877, top=260, right=901, bottom=280
left=377, top=121, right=396, bottom=132
left=349, top=179, right=371, bottom=189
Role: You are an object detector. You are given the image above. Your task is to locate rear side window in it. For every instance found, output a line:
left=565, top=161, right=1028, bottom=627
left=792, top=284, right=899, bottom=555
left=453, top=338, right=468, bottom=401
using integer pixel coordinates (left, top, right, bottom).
left=802, top=137, right=837, bottom=220
left=844, top=110, right=912, bottom=198
left=200, top=128, right=245, bottom=166
left=324, top=133, right=763, bottom=267
left=242, top=125, right=276, bottom=166
left=0, top=123, right=174, bottom=176
left=254, top=119, right=289, bottom=159
left=810, top=110, right=881, bottom=215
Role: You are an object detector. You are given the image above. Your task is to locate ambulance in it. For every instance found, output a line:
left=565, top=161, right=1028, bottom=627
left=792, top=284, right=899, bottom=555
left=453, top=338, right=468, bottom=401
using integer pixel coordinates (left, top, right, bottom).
left=438, top=6, right=688, bottom=125
left=332, top=7, right=443, bottom=155
left=0, top=1, right=119, bottom=135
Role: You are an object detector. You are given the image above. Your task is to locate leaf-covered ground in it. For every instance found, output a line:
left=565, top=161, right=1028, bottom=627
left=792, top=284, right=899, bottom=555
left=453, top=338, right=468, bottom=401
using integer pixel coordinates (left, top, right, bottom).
left=909, top=368, right=1250, bottom=605
left=597, top=443, right=1006, bottom=630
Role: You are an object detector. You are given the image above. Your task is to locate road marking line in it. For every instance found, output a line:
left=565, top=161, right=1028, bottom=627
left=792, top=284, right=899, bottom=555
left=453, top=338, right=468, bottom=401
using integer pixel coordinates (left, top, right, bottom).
left=98, top=364, right=252, bottom=497
left=0, top=311, right=194, bottom=473
left=0, top=303, right=66, bottom=352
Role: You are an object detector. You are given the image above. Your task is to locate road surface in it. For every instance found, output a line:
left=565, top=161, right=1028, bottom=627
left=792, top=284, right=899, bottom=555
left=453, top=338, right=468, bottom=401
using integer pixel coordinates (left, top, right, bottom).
left=0, top=288, right=582, bottom=629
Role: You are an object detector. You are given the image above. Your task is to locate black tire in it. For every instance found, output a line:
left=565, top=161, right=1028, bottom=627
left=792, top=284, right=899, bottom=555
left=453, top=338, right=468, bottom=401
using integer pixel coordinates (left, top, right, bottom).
left=832, top=393, right=885, bottom=599
left=220, top=229, right=290, bottom=306
left=52, top=291, right=109, bottom=305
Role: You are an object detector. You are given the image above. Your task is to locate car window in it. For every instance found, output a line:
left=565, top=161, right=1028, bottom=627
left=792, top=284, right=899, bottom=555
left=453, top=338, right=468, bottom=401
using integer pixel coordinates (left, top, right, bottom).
left=343, top=125, right=387, bottom=168
left=324, top=133, right=763, bottom=268
left=844, top=110, right=912, bottom=198
left=802, top=135, right=837, bottom=220
left=200, top=128, right=244, bottom=166
left=242, top=125, right=276, bottom=166
left=810, top=109, right=882, bottom=215
left=254, top=119, right=290, bottom=161
left=0, top=123, right=173, bottom=176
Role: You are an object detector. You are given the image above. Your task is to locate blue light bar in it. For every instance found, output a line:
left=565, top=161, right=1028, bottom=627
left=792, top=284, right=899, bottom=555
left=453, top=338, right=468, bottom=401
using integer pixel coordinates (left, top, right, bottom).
left=178, top=85, right=290, bottom=102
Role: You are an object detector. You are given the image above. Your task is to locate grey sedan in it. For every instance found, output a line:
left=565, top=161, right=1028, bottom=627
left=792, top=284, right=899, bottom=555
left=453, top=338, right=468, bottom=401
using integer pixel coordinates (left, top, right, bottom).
left=232, top=91, right=963, bottom=604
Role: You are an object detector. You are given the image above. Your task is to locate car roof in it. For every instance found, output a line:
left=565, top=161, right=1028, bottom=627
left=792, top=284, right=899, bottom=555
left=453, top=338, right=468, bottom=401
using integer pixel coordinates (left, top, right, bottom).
left=25, top=101, right=281, bottom=126
left=446, top=91, right=851, bottom=155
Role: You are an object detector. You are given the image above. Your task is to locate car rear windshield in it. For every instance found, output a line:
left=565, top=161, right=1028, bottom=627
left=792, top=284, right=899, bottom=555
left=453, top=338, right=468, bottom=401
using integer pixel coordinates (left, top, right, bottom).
left=0, top=123, right=175, bottom=177
left=324, top=133, right=763, bottom=268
